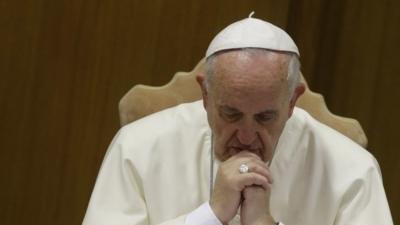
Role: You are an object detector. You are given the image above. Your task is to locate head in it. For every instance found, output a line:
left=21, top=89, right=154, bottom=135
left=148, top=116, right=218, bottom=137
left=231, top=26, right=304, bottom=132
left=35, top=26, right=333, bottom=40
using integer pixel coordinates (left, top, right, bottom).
left=196, top=48, right=305, bottom=162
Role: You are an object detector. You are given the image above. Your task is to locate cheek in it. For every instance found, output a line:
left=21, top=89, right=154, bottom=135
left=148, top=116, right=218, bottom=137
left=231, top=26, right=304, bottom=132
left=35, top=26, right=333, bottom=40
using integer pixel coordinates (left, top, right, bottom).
left=210, top=119, right=237, bottom=160
left=213, top=120, right=235, bottom=144
left=260, top=120, right=287, bottom=146
left=268, top=119, right=288, bottom=143
left=207, top=106, right=230, bottom=135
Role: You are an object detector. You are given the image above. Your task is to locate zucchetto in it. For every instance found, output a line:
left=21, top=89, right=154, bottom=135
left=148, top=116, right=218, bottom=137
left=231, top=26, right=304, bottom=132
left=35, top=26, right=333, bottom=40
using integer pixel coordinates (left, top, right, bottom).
left=206, top=12, right=299, bottom=58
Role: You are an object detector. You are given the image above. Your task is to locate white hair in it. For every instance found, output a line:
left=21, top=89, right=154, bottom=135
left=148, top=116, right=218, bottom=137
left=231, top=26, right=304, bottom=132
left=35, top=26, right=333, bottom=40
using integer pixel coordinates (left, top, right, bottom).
left=204, top=48, right=301, bottom=97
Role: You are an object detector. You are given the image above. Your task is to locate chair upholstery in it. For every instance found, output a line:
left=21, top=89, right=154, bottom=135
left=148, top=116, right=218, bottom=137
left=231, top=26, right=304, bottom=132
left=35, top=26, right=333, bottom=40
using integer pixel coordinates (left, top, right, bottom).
left=119, top=59, right=368, bottom=147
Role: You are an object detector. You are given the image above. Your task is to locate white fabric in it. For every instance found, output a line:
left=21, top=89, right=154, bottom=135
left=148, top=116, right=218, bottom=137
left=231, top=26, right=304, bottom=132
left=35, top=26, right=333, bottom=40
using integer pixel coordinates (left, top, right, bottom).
left=83, top=100, right=393, bottom=225
left=206, top=15, right=299, bottom=58
left=185, top=202, right=222, bottom=225
left=185, top=203, right=285, bottom=225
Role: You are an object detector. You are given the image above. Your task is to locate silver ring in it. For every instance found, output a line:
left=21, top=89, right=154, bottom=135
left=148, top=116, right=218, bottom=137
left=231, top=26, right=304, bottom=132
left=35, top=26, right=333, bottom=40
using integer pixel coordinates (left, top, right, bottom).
left=239, top=164, right=249, bottom=173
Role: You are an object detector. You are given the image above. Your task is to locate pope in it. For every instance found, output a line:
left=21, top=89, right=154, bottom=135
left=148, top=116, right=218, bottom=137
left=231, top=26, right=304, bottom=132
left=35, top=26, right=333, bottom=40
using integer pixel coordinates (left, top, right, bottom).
left=83, top=13, right=393, bottom=225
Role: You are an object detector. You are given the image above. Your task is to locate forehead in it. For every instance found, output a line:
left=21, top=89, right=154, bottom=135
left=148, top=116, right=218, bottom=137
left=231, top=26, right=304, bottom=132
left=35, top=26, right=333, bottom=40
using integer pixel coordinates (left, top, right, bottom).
left=209, top=50, right=290, bottom=109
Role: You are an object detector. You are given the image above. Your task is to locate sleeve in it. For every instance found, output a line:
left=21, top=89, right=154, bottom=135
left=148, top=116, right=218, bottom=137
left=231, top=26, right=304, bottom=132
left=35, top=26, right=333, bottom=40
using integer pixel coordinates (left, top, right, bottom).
left=334, top=157, right=393, bottom=225
left=82, top=129, right=189, bottom=225
left=185, top=202, right=223, bottom=225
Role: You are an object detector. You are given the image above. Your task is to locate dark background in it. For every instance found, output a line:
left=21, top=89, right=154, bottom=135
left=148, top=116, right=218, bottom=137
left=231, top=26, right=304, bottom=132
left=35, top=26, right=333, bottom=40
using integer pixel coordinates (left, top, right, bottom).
left=1, top=0, right=399, bottom=224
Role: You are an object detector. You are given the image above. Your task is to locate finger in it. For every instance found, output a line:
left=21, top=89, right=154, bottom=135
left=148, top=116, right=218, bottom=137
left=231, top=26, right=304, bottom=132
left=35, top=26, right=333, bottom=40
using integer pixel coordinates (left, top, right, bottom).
left=232, top=152, right=268, bottom=169
left=242, top=186, right=270, bottom=204
left=247, top=157, right=269, bottom=169
left=233, top=150, right=263, bottom=161
left=236, top=173, right=272, bottom=190
left=242, top=185, right=266, bottom=197
left=230, top=156, right=268, bottom=176
left=245, top=164, right=273, bottom=183
left=233, top=157, right=272, bottom=182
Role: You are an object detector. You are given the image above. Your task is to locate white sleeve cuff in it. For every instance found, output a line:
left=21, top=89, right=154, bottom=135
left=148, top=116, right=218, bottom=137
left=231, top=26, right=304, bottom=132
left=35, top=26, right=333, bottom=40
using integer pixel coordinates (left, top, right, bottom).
left=185, top=202, right=223, bottom=225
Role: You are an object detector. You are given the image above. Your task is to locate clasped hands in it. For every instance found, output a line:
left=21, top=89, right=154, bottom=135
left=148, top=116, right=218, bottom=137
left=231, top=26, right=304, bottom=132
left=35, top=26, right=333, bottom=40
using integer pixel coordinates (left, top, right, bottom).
left=210, top=151, right=275, bottom=225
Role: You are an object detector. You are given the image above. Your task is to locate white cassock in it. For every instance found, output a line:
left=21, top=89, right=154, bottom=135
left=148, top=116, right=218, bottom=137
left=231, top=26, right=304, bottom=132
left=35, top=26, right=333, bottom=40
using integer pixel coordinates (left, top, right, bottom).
left=82, top=100, right=393, bottom=225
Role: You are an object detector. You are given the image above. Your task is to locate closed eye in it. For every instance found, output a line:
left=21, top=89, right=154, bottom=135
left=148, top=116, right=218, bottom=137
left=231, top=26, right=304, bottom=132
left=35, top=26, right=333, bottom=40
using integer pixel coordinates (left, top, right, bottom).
left=220, top=111, right=242, bottom=122
left=254, top=112, right=276, bottom=123
left=219, top=106, right=242, bottom=122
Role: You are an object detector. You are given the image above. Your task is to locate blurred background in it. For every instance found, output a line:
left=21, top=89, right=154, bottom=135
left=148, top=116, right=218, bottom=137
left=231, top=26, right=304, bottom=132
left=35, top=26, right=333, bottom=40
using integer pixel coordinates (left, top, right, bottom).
left=0, top=0, right=399, bottom=224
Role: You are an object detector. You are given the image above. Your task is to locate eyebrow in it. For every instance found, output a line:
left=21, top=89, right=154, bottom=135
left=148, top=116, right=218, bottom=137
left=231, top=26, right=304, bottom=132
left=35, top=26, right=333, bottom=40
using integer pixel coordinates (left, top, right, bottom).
left=219, top=105, right=278, bottom=115
left=256, top=110, right=278, bottom=116
left=219, top=105, right=240, bottom=112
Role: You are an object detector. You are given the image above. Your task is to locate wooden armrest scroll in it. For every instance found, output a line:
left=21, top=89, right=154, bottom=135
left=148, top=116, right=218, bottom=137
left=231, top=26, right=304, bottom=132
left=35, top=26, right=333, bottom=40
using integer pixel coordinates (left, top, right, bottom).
left=296, top=76, right=368, bottom=147
left=119, top=59, right=204, bottom=126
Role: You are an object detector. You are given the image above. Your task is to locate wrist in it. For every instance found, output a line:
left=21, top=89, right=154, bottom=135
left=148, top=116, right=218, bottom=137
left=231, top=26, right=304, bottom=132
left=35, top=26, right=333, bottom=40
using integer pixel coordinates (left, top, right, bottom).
left=209, top=201, right=230, bottom=224
left=253, top=214, right=276, bottom=225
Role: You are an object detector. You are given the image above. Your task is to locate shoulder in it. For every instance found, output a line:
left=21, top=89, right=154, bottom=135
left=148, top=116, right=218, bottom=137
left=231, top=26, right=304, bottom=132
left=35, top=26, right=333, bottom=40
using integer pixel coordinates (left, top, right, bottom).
left=123, top=100, right=207, bottom=130
left=111, top=100, right=210, bottom=163
left=119, top=100, right=208, bottom=141
left=286, top=108, right=380, bottom=177
left=273, top=108, right=391, bottom=225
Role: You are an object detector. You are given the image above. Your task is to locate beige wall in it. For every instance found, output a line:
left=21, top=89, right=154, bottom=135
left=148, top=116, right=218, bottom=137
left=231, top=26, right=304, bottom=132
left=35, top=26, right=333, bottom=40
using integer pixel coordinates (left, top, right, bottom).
left=0, top=0, right=398, bottom=224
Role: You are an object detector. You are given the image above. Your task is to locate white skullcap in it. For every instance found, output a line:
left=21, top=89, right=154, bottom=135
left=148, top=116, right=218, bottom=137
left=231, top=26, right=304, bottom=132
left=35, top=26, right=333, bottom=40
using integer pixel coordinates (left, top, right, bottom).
left=206, top=12, right=299, bottom=58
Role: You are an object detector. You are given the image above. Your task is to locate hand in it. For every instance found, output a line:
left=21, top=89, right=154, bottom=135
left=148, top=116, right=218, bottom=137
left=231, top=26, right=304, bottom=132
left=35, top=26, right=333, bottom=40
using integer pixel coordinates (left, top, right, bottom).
left=240, top=186, right=275, bottom=225
left=210, top=151, right=272, bottom=224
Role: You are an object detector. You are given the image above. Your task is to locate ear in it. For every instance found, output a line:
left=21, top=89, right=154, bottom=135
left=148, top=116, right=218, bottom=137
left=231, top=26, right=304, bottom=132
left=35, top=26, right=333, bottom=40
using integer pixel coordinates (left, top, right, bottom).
left=196, top=73, right=208, bottom=109
left=288, top=83, right=306, bottom=117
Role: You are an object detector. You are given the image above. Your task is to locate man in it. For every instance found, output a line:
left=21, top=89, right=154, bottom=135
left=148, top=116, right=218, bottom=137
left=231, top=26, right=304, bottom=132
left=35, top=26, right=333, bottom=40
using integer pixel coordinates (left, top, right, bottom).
left=83, top=14, right=393, bottom=225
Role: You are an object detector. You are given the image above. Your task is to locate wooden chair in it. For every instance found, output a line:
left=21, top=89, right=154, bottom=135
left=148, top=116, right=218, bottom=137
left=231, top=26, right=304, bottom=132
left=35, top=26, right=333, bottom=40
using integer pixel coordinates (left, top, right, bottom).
left=119, top=59, right=368, bottom=147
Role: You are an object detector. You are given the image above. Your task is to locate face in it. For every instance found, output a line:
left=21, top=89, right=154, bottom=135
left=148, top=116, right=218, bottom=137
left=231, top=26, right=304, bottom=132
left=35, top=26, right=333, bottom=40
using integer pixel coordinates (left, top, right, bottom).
left=198, top=50, right=301, bottom=162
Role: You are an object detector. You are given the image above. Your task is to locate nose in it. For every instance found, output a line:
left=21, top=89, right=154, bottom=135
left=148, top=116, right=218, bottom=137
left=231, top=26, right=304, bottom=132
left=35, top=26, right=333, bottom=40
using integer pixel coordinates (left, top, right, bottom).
left=236, top=121, right=258, bottom=145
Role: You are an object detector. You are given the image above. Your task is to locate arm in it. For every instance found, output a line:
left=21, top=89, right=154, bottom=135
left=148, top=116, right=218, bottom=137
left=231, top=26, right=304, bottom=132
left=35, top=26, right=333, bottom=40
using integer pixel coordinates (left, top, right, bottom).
left=83, top=130, right=188, bottom=225
left=83, top=130, right=150, bottom=225
left=334, top=157, right=393, bottom=225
